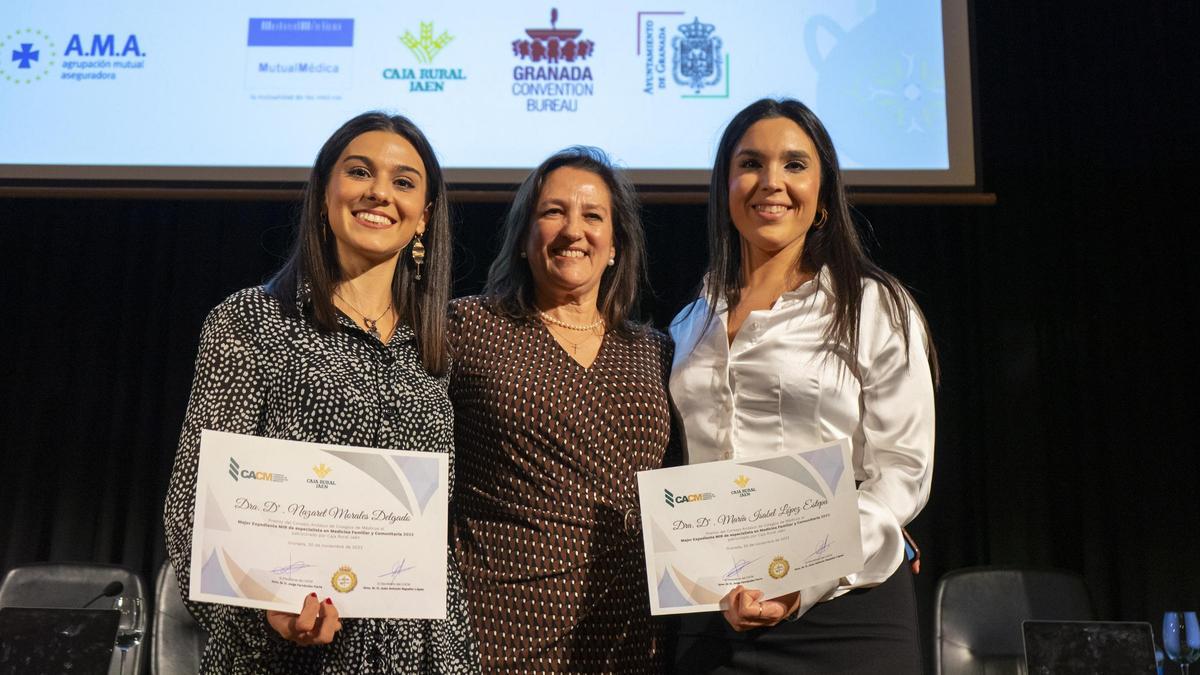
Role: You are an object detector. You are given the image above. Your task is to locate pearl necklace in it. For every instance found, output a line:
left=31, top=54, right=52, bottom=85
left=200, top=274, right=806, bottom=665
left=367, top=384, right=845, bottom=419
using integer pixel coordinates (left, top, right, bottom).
left=538, top=310, right=604, bottom=331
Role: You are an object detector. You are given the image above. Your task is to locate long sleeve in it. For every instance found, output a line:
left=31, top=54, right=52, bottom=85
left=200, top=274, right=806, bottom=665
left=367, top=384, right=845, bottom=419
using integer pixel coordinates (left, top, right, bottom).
left=847, top=286, right=935, bottom=588
left=162, top=291, right=280, bottom=672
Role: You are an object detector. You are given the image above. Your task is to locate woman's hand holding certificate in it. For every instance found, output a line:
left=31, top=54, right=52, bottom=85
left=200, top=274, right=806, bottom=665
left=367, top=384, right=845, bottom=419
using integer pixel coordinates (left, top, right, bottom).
left=636, top=439, right=864, bottom=616
left=189, top=430, right=449, bottom=619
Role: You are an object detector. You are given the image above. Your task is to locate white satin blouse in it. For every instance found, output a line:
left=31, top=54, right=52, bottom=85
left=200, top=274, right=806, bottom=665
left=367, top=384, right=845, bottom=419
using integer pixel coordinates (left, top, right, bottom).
left=668, top=268, right=935, bottom=617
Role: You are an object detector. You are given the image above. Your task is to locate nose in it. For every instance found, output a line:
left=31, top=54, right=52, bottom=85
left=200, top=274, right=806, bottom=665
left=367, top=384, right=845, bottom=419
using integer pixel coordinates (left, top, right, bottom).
left=760, top=163, right=783, bottom=192
left=366, top=177, right=392, bottom=203
left=560, top=208, right=584, bottom=239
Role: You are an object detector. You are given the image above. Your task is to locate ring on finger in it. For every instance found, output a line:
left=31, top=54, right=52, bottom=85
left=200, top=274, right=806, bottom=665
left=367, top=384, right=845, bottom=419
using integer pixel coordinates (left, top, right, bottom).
left=756, top=602, right=764, bottom=618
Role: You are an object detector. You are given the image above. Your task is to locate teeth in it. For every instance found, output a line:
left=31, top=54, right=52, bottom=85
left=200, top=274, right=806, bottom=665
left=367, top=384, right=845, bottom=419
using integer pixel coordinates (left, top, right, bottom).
left=356, top=211, right=392, bottom=225
left=555, top=249, right=586, bottom=258
left=755, top=205, right=788, bottom=214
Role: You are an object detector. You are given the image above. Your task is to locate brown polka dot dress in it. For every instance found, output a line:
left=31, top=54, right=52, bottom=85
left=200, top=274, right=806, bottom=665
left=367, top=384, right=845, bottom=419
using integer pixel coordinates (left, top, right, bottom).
left=448, top=297, right=674, bottom=674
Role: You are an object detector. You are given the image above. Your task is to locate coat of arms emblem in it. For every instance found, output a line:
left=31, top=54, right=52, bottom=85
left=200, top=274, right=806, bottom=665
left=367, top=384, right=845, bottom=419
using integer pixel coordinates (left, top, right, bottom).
left=672, top=18, right=722, bottom=92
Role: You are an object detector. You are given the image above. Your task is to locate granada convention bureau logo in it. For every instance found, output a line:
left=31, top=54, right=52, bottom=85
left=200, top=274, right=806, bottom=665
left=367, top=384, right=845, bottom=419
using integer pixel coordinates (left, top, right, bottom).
left=512, top=8, right=595, bottom=113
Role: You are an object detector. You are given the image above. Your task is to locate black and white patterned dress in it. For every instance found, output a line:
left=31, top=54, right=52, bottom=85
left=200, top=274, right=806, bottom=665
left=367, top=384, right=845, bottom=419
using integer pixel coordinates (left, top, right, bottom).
left=163, top=286, right=480, bottom=674
left=447, top=296, right=674, bottom=673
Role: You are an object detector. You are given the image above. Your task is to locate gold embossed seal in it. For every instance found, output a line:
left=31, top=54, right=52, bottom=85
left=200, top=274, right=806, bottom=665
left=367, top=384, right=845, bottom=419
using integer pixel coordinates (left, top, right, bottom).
left=331, top=565, right=358, bottom=593
left=767, top=556, right=790, bottom=579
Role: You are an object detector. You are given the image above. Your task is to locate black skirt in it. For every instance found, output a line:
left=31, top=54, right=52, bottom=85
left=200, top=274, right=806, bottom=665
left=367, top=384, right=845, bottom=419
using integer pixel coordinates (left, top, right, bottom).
left=671, top=562, right=922, bottom=674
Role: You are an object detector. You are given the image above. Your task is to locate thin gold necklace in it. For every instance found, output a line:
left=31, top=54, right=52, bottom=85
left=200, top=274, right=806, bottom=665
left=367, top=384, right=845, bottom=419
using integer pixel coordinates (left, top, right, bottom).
left=334, top=291, right=392, bottom=340
left=545, top=323, right=601, bottom=354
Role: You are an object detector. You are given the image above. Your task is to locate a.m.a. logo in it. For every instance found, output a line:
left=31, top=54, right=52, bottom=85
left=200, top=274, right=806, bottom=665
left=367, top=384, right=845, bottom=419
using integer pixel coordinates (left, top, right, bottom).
left=0, top=28, right=56, bottom=85
left=664, top=488, right=716, bottom=508
left=64, top=33, right=143, bottom=57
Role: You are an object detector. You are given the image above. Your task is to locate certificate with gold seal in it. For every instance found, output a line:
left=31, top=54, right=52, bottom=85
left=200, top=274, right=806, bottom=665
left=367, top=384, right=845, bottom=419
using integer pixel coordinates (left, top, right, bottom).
left=636, top=439, right=864, bottom=615
left=189, top=430, right=449, bottom=619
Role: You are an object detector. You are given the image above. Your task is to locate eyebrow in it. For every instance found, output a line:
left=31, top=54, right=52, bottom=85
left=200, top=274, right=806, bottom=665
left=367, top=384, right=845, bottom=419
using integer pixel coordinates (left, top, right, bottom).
left=342, top=155, right=424, bottom=178
left=734, top=148, right=813, bottom=162
left=538, top=197, right=610, bottom=214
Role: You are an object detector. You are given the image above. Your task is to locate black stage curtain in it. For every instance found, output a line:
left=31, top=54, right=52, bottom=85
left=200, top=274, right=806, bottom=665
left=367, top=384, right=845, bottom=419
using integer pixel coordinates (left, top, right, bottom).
left=1, top=0, right=1197, bottom=652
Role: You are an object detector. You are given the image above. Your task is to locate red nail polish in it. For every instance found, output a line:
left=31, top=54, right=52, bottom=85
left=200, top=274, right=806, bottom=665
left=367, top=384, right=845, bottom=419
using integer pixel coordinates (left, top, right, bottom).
left=324, top=597, right=332, bottom=605
left=309, top=592, right=317, bottom=598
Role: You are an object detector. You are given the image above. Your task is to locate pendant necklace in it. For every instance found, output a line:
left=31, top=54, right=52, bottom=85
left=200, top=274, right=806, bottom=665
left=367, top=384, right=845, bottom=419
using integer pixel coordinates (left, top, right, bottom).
left=335, top=291, right=392, bottom=340
left=545, top=322, right=600, bottom=354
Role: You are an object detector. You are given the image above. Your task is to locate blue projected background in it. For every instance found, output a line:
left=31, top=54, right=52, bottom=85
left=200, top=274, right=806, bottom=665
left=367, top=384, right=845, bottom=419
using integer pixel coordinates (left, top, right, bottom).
left=0, top=1, right=976, bottom=187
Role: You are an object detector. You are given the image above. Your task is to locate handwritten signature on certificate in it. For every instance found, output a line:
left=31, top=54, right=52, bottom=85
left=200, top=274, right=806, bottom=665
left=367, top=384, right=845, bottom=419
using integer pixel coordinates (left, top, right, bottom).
left=379, top=560, right=415, bottom=580
left=723, top=556, right=762, bottom=580
left=806, top=535, right=833, bottom=561
left=271, top=560, right=316, bottom=576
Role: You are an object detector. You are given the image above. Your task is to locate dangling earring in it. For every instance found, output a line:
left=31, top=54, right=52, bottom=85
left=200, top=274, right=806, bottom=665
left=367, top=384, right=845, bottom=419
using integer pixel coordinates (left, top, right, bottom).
left=812, top=208, right=829, bottom=229
left=321, top=213, right=329, bottom=243
left=411, top=232, right=426, bottom=280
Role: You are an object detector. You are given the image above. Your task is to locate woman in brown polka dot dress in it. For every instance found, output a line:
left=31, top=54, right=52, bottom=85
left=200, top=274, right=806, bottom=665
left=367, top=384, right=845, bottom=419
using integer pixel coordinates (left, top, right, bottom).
left=448, top=147, right=674, bottom=673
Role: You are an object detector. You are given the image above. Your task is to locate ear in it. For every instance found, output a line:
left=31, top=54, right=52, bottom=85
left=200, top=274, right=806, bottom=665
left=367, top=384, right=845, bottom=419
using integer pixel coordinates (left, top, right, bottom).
left=418, top=203, right=431, bottom=235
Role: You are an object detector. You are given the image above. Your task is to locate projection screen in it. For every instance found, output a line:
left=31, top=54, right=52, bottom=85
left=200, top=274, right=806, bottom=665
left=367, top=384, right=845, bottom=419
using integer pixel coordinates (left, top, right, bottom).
left=0, top=1, right=976, bottom=189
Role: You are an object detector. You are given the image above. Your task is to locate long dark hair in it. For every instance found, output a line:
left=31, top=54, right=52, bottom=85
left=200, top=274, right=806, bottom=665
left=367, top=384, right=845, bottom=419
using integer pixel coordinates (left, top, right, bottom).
left=485, top=146, right=648, bottom=338
left=267, top=111, right=451, bottom=376
left=705, top=98, right=937, bottom=380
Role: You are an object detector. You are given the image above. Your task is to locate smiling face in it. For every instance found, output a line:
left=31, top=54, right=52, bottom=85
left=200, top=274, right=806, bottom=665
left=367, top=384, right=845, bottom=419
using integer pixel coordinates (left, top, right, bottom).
left=324, top=130, right=429, bottom=272
left=524, top=166, right=615, bottom=307
left=727, top=116, right=823, bottom=265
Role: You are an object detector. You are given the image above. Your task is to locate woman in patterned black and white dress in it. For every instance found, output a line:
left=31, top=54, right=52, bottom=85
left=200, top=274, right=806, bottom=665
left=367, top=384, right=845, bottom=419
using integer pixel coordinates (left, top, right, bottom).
left=163, top=112, right=479, bottom=674
left=448, top=147, right=674, bottom=673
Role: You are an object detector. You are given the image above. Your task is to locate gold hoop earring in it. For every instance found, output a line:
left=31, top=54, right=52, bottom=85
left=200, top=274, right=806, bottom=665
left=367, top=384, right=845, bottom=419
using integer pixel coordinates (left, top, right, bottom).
left=411, top=233, right=426, bottom=280
left=812, top=208, right=829, bottom=229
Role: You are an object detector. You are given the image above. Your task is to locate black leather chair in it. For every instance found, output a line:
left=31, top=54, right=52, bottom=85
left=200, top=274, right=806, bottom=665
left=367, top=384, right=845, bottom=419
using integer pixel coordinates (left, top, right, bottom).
left=0, top=561, right=149, bottom=675
left=934, top=566, right=1095, bottom=675
left=151, top=560, right=205, bottom=675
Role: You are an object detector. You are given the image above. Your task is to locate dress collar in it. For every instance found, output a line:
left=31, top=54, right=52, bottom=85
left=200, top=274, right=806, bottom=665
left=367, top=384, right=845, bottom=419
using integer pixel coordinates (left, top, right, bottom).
left=700, top=265, right=830, bottom=314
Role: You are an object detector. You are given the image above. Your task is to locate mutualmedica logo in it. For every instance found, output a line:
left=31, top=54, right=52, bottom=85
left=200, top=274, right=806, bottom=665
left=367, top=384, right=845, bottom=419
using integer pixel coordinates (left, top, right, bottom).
left=247, top=18, right=352, bottom=76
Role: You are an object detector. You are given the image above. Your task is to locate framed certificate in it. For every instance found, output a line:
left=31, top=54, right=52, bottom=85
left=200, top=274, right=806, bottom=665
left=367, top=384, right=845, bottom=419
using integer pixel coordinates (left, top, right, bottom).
left=190, top=430, right=449, bottom=619
left=636, top=439, right=864, bottom=615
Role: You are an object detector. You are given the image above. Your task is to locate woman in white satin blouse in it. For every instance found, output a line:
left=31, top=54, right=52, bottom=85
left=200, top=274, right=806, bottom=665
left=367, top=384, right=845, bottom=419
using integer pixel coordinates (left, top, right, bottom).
left=668, top=98, right=937, bottom=673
